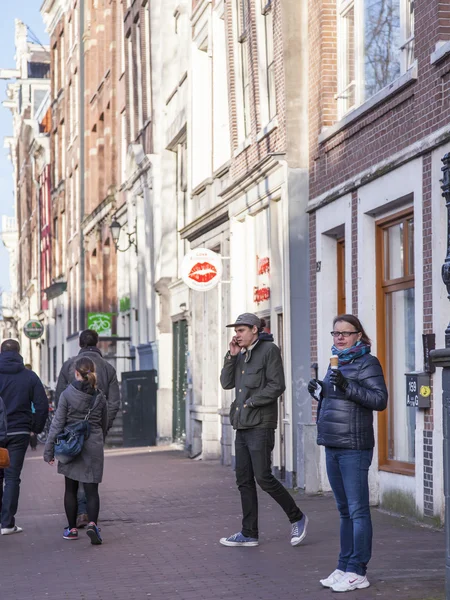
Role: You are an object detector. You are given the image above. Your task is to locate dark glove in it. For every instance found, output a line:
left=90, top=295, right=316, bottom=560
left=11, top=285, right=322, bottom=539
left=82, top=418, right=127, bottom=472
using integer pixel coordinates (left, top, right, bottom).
left=329, top=369, right=348, bottom=392
left=307, top=379, right=323, bottom=397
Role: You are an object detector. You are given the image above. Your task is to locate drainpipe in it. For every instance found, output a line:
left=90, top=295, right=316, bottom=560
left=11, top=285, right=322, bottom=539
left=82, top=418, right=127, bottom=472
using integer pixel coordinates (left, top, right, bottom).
left=79, top=0, right=86, bottom=329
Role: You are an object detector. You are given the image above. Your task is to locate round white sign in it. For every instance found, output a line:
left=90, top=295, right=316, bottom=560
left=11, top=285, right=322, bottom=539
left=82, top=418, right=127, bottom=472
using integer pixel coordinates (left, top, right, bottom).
left=181, top=248, right=223, bottom=291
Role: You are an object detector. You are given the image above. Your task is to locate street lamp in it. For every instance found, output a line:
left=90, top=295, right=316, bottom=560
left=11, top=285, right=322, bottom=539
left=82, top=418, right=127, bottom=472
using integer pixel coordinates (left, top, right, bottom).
left=431, top=152, right=450, bottom=600
left=109, top=219, right=137, bottom=253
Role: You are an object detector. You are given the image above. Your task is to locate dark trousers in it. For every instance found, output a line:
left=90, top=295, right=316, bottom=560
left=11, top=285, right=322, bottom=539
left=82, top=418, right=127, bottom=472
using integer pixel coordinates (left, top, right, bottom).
left=235, top=428, right=303, bottom=539
left=0, top=434, right=30, bottom=528
left=325, top=447, right=373, bottom=576
left=64, top=478, right=100, bottom=529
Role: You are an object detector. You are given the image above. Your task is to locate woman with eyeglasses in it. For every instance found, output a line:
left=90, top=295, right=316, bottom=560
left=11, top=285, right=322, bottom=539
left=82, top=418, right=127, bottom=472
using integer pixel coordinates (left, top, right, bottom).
left=308, top=314, right=388, bottom=593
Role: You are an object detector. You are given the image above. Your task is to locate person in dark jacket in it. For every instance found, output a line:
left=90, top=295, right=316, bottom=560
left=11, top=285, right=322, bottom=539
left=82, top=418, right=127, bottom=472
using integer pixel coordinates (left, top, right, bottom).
left=308, top=315, right=388, bottom=593
left=219, top=313, right=307, bottom=548
left=0, top=339, right=48, bottom=535
left=44, top=356, right=107, bottom=544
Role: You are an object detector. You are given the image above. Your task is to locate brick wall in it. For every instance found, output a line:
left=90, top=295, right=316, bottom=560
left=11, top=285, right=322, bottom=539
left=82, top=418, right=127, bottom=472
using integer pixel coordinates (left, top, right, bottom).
left=309, top=0, right=450, bottom=201
left=84, top=0, right=119, bottom=318
left=224, top=0, right=286, bottom=181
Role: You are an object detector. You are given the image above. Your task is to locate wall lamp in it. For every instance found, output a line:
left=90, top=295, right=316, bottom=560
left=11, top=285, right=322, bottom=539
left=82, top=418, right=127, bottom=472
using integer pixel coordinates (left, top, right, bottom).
left=109, top=219, right=137, bottom=253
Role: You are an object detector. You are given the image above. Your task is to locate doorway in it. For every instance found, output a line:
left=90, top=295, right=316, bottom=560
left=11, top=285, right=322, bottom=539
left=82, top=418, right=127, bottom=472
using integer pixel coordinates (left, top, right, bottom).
left=173, top=319, right=188, bottom=443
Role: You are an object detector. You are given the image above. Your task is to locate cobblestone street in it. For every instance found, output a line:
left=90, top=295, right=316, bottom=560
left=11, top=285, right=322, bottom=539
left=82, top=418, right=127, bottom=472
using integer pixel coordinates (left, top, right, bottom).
left=0, top=447, right=445, bottom=600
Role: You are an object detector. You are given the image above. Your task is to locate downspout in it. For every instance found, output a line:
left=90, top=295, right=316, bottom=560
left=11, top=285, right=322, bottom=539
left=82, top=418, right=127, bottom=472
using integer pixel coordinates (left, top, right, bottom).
left=79, top=0, right=86, bottom=329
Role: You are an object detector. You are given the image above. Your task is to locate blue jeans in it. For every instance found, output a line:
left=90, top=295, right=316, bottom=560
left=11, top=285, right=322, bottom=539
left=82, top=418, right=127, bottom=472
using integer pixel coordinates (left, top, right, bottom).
left=235, top=428, right=303, bottom=539
left=0, top=434, right=30, bottom=528
left=325, top=447, right=373, bottom=576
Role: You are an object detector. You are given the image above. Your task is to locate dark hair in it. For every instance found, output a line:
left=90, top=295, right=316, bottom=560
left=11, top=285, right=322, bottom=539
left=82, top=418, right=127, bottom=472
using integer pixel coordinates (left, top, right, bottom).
left=333, top=314, right=371, bottom=345
left=1, top=339, right=20, bottom=353
left=259, top=318, right=267, bottom=334
left=74, top=356, right=97, bottom=389
left=79, top=329, right=99, bottom=348
left=24, top=363, right=33, bottom=370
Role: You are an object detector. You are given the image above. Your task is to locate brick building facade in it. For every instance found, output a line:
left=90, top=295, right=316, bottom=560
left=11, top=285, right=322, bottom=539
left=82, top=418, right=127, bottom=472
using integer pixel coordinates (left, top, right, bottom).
left=1, top=20, right=51, bottom=371
left=309, top=0, right=450, bottom=518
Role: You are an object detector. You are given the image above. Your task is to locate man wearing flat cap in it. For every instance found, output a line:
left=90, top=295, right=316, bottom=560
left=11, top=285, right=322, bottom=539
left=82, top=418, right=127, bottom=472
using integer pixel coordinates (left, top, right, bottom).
left=219, top=313, right=308, bottom=547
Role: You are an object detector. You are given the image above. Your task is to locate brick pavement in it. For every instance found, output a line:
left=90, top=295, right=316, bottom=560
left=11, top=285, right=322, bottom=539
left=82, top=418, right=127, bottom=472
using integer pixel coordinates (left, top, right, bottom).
left=0, top=447, right=445, bottom=600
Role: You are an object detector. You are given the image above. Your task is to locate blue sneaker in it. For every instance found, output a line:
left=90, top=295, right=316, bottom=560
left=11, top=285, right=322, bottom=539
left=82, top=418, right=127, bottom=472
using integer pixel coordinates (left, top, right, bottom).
left=220, top=532, right=259, bottom=547
left=63, top=527, right=78, bottom=540
left=291, top=514, right=308, bottom=546
left=86, top=522, right=102, bottom=545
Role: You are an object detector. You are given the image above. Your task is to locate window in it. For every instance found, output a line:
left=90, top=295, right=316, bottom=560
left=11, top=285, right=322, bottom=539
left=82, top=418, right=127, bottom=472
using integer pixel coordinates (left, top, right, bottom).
left=61, top=121, right=65, bottom=178
left=53, top=129, right=59, bottom=184
left=337, top=0, right=415, bottom=118
left=176, top=140, right=188, bottom=276
left=135, top=21, right=144, bottom=131
left=74, top=167, right=79, bottom=229
left=60, top=31, right=65, bottom=87
left=261, top=0, right=276, bottom=121
left=377, top=210, right=415, bottom=474
left=69, top=81, right=74, bottom=139
left=74, top=70, right=79, bottom=136
left=235, top=0, right=251, bottom=139
left=53, top=43, right=59, bottom=97
left=53, top=217, right=59, bottom=275
left=127, top=33, right=135, bottom=140
left=144, top=5, right=152, bottom=121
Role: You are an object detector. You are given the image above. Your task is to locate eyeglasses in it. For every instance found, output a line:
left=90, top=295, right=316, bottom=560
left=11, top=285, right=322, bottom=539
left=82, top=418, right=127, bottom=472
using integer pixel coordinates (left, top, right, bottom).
left=330, top=331, right=360, bottom=338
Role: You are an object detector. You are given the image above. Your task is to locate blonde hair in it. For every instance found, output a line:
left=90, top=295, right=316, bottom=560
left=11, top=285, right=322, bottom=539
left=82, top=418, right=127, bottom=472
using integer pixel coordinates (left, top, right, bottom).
left=74, top=356, right=97, bottom=389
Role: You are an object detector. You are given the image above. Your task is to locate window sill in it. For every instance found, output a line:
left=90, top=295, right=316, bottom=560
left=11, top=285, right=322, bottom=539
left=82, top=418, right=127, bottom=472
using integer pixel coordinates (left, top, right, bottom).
left=318, top=63, right=418, bottom=145
left=233, top=136, right=252, bottom=158
left=379, top=463, right=415, bottom=477
left=430, top=40, right=450, bottom=65
left=256, top=117, right=278, bottom=142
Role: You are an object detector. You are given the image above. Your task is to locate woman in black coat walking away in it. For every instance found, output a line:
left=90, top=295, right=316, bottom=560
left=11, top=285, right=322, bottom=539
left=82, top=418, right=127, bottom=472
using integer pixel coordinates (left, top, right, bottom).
left=44, top=357, right=107, bottom=544
left=308, top=315, right=388, bottom=593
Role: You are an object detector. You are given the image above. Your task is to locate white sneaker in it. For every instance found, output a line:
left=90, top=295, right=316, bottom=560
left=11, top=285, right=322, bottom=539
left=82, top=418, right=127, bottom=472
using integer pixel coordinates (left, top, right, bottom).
left=1, top=525, right=23, bottom=535
left=331, top=572, right=370, bottom=592
left=320, top=569, right=345, bottom=588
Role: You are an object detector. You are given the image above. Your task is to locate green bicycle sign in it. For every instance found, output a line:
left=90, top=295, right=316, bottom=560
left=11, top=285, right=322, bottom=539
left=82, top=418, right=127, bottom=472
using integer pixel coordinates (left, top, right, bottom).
left=87, top=312, right=112, bottom=336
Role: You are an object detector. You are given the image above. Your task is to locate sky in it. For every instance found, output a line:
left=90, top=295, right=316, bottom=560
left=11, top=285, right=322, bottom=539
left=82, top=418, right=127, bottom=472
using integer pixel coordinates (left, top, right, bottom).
left=0, top=2, right=48, bottom=293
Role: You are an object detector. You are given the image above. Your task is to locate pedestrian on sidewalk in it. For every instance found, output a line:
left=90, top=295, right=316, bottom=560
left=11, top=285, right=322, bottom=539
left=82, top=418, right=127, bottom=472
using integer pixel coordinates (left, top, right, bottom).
left=0, top=340, right=48, bottom=535
left=308, top=314, right=388, bottom=593
left=219, top=313, right=307, bottom=548
left=44, top=356, right=107, bottom=545
left=24, top=364, right=38, bottom=451
left=55, top=329, right=120, bottom=529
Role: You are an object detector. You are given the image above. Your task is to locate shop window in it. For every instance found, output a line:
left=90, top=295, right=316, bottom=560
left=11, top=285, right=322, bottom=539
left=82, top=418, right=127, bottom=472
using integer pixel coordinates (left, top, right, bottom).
left=376, top=209, right=415, bottom=475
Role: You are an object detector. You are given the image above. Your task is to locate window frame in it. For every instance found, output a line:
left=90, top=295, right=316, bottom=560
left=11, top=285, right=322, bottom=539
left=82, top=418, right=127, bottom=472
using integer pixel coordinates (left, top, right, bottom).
left=376, top=207, right=415, bottom=476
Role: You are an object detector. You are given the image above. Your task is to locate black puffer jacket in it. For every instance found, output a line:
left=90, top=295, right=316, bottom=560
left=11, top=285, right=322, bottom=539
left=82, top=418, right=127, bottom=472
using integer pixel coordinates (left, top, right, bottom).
left=317, top=353, right=388, bottom=450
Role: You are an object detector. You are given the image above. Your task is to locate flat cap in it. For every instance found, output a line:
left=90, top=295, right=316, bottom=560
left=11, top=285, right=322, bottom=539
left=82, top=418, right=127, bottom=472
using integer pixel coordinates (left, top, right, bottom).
left=226, top=313, right=261, bottom=329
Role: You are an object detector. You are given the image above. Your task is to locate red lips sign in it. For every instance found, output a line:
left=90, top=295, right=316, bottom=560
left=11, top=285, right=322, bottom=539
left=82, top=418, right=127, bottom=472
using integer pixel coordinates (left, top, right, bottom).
left=181, top=248, right=223, bottom=291
left=188, top=262, right=218, bottom=284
